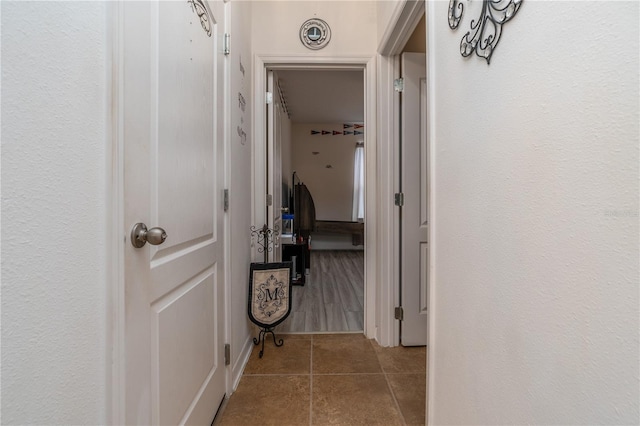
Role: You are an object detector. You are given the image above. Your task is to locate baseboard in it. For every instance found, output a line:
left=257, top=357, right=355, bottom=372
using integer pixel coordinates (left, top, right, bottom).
left=310, top=234, right=364, bottom=250
left=230, top=334, right=254, bottom=394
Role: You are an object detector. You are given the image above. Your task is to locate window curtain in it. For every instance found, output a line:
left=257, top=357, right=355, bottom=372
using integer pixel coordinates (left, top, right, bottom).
left=352, top=145, right=365, bottom=221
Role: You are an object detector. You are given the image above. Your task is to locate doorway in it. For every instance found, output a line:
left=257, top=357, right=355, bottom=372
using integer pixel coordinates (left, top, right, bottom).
left=252, top=57, right=377, bottom=337
left=377, top=5, right=428, bottom=347
left=274, top=69, right=365, bottom=332
left=376, top=0, right=430, bottom=421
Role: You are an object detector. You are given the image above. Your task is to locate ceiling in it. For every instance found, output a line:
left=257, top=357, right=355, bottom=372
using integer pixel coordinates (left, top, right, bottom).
left=276, top=70, right=364, bottom=124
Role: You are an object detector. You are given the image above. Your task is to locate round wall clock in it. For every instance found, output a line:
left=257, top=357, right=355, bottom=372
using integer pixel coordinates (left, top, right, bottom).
left=299, top=18, right=331, bottom=50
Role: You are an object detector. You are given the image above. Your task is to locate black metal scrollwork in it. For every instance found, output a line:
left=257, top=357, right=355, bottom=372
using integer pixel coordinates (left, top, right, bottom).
left=188, top=0, right=212, bottom=37
left=250, top=224, right=280, bottom=263
left=448, top=0, right=523, bottom=64
left=448, top=0, right=464, bottom=29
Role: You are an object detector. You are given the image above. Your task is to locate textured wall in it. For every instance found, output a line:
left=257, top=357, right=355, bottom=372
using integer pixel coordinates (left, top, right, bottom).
left=228, top=0, right=255, bottom=388
left=428, top=1, right=639, bottom=424
left=1, top=2, right=108, bottom=424
left=292, top=123, right=359, bottom=222
left=377, top=0, right=402, bottom=47
left=252, top=1, right=378, bottom=55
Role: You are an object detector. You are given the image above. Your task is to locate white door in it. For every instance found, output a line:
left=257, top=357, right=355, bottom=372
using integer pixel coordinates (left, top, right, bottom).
left=400, top=52, right=428, bottom=346
left=266, top=70, right=282, bottom=261
left=122, top=1, right=227, bottom=424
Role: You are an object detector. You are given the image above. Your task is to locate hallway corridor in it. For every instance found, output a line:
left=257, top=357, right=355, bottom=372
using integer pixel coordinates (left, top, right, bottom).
left=215, top=334, right=426, bottom=425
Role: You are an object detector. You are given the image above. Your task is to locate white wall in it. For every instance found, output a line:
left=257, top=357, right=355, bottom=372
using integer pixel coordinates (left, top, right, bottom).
left=428, top=1, right=639, bottom=424
left=377, top=0, right=402, bottom=47
left=1, top=2, right=108, bottom=424
left=227, top=0, right=255, bottom=389
left=252, top=1, right=378, bottom=55
left=402, top=14, right=424, bottom=53
left=292, top=123, right=358, bottom=221
left=292, top=123, right=364, bottom=250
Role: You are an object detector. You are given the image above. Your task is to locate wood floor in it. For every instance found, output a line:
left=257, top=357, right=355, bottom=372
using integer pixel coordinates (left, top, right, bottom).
left=277, top=250, right=364, bottom=333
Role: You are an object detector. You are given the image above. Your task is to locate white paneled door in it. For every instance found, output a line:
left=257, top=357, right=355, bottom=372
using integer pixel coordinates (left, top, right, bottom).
left=400, top=52, right=429, bottom=346
left=122, top=1, right=227, bottom=424
left=266, top=70, right=282, bottom=261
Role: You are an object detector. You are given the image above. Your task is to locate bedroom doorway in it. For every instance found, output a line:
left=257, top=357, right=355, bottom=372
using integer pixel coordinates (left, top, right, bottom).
left=262, top=66, right=367, bottom=333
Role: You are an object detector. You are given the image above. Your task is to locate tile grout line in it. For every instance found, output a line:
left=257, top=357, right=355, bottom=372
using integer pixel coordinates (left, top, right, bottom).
left=309, top=334, right=314, bottom=426
left=243, top=373, right=310, bottom=377
left=308, top=372, right=389, bottom=376
left=384, top=369, right=408, bottom=426
left=369, top=340, right=408, bottom=426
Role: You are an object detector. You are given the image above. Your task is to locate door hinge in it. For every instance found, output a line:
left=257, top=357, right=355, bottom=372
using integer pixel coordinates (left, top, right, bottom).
left=223, top=189, right=229, bottom=212
left=266, top=194, right=273, bottom=206
left=223, top=33, right=230, bottom=55
left=394, top=192, right=404, bottom=207
left=265, top=92, right=273, bottom=104
left=395, top=306, right=404, bottom=321
left=394, top=78, right=404, bottom=92
left=224, top=343, right=231, bottom=366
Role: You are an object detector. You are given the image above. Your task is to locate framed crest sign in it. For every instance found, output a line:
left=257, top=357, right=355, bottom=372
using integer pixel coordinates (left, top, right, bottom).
left=248, top=262, right=293, bottom=357
left=248, top=262, right=293, bottom=327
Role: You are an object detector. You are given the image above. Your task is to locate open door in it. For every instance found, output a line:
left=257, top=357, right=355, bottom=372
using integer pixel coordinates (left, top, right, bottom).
left=122, top=1, right=227, bottom=423
left=400, top=52, right=429, bottom=346
left=266, top=70, right=283, bottom=261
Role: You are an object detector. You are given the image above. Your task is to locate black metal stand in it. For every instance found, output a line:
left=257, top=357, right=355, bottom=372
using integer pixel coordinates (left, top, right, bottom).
left=250, top=224, right=279, bottom=263
left=252, top=326, right=284, bottom=358
left=249, top=224, right=287, bottom=359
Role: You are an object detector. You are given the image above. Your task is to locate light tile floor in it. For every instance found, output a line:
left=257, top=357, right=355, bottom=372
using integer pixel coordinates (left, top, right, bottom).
left=215, top=333, right=427, bottom=426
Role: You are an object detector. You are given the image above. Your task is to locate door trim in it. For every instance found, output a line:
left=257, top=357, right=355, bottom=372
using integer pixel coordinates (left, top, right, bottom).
left=377, top=0, right=433, bottom=423
left=378, top=0, right=426, bottom=55
left=377, top=0, right=426, bottom=348
left=376, top=54, right=401, bottom=348
left=107, top=2, right=125, bottom=423
left=426, top=5, right=437, bottom=425
left=252, top=54, right=377, bottom=339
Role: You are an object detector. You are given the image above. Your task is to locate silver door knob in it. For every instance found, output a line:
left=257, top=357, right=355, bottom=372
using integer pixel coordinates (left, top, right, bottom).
left=130, top=223, right=167, bottom=248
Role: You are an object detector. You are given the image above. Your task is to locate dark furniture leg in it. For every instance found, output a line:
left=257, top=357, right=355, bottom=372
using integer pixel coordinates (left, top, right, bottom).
left=253, top=327, right=284, bottom=358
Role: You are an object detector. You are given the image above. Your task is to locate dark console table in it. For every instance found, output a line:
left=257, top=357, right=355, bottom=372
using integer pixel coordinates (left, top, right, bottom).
left=282, top=242, right=309, bottom=285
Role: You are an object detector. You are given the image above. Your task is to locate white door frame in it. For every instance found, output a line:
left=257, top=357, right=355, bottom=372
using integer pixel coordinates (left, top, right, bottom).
left=252, top=55, right=378, bottom=339
left=377, top=0, right=435, bottom=423
left=377, top=0, right=426, bottom=348
left=425, top=4, right=437, bottom=422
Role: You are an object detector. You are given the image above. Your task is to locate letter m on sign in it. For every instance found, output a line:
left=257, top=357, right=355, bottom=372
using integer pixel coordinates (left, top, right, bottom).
left=265, top=288, right=279, bottom=301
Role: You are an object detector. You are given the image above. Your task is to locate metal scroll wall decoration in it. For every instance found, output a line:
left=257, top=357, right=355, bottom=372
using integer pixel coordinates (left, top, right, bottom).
left=448, top=0, right=523, bottom=64
left=188, top=0, right=213, bottom=37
